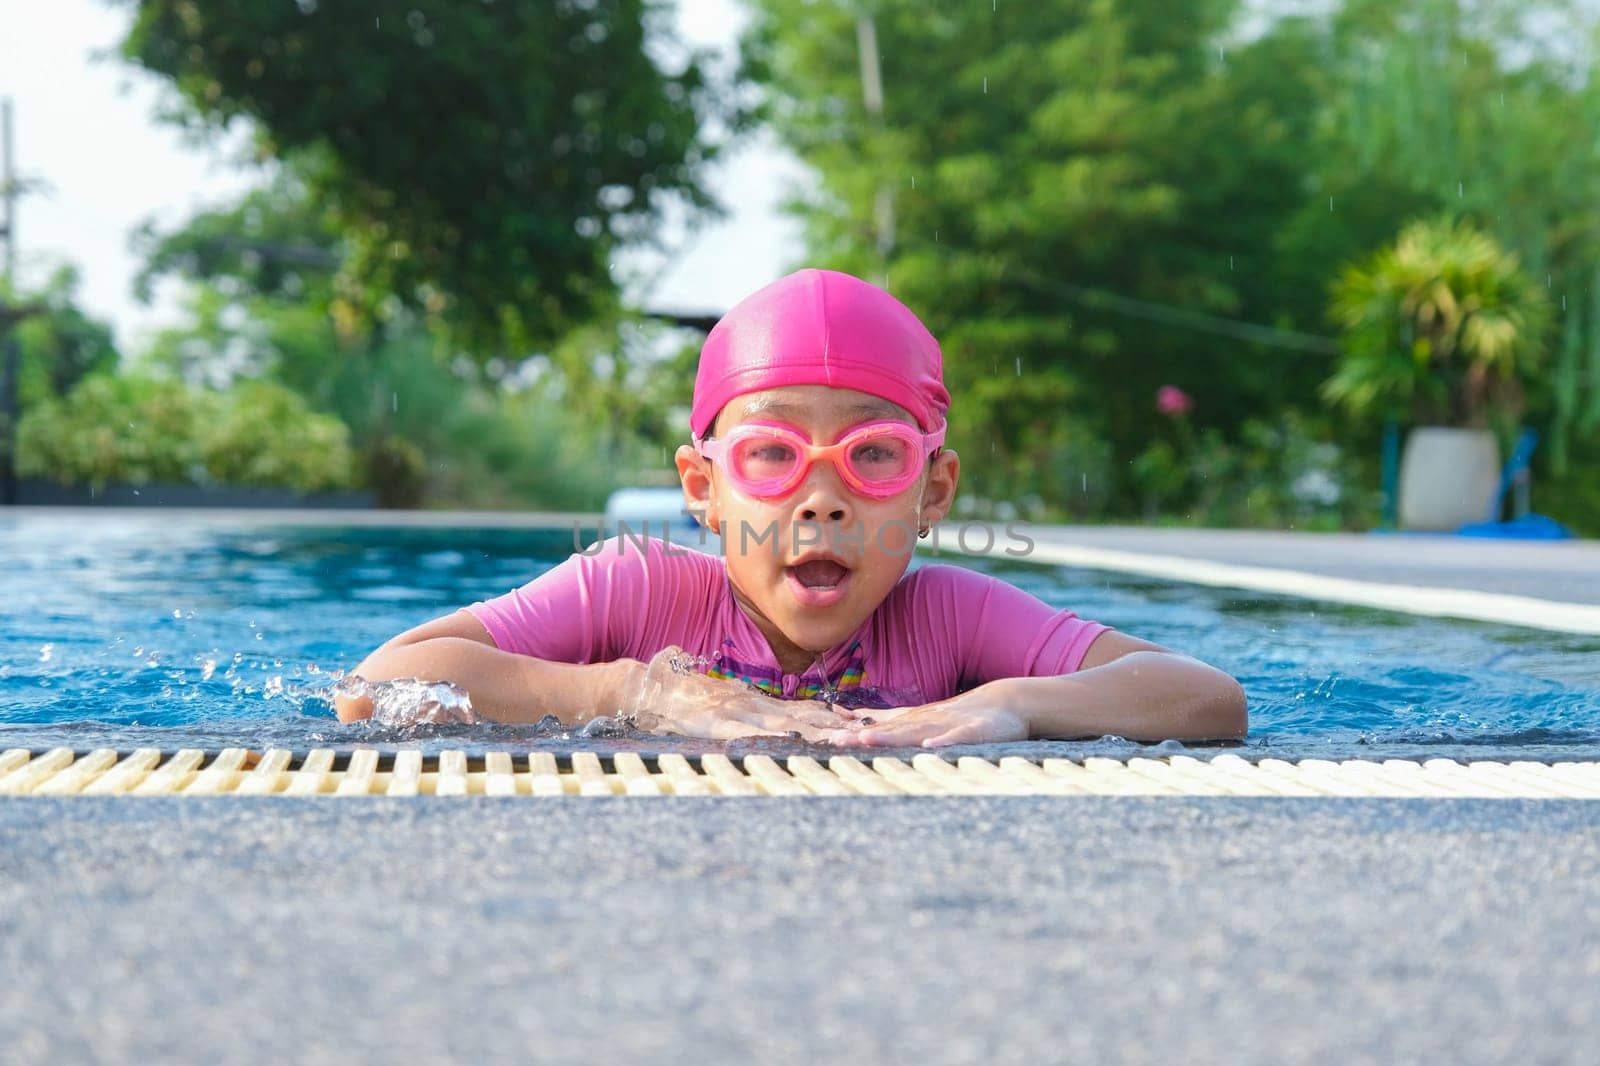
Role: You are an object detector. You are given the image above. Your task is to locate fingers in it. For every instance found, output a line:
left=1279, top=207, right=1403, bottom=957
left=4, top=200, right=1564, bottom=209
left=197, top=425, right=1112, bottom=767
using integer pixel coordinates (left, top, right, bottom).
left=920, top=723, right=979, bottom=748
left=849, top=716, right=950, bottom=748
left=710, top=719, right=787, bottom=741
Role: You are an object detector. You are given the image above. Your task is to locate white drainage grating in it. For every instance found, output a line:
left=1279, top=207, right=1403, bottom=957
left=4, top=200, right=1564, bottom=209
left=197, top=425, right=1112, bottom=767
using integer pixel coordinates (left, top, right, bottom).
left=2, top=748, right=1599, bottom=798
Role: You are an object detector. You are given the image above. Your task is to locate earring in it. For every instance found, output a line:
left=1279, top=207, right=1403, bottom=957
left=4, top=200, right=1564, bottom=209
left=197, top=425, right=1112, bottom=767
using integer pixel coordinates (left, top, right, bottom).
left=917, top=525, right=930, bottom=539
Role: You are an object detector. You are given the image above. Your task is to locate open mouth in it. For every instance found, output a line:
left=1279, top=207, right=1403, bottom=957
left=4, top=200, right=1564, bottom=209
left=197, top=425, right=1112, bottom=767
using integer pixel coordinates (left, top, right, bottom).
left=789, top=558, right=850, bottom=589
left=784, top=556, right=853, bottom=607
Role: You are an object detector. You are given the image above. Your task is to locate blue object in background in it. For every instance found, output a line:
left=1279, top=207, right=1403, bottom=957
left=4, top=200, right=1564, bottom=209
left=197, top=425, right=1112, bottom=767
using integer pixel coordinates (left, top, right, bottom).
left=1379, top=421, right=1401, bottom=531
left=1456, top=428, right=1574, bottom=540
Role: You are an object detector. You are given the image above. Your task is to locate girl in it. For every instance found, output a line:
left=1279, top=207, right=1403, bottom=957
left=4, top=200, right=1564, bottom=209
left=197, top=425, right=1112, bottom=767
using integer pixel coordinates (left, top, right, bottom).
left=336, top=269, right=1246, bottom=746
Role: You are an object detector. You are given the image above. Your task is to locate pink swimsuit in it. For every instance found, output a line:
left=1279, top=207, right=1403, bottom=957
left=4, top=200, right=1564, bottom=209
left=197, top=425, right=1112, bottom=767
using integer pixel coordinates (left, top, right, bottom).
left=467, top=535, right=1110, bottom=708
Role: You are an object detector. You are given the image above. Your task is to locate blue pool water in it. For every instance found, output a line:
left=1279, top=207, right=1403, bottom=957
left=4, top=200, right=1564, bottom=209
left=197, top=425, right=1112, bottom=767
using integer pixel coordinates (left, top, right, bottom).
left=3, top=513, right=1597, bottom=761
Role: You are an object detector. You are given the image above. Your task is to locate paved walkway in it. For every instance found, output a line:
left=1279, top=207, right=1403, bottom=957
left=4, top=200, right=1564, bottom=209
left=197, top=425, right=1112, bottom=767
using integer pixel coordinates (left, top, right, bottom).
left=3, top=797, right=1595, bottom=1065
left=1024, top=525, right=1600, bottom=604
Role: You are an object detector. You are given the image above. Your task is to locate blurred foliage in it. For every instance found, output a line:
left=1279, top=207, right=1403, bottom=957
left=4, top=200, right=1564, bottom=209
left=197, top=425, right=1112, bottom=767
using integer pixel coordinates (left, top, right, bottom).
left=4, top=267, right=119, bottom=407
left=743, top=0, right=1334, bottom=516
left=1131, top=410, right=1381, bottom=530
left=742, top=0, right=1600, bottom=529
left=17, top=373, right=356, bottom=493
left=1326, top=217, right=1551, bottom=428
left=1304, top=0, right=1600, bottom=473
left=119, top=0, right=729, bottom=357
left=34, top=0, right=1591, bottom=529
left=136, top=277, right=681, bottom=510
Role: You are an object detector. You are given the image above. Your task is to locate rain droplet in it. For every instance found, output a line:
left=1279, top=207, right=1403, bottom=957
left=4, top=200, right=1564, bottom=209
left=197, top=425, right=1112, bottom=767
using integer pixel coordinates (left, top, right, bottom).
left=1562, top=294, right=1567, bottom=310
left=392, top=392, right=398, bottom=413
left=1229, top=255, right=1234, bottom=270
left=1081, top=473, right=1088, bottom=492
left=1015, top=357, right=1022, bottom=376
left=1329, top=197, right=1334, bottom=212
left=910, top=176, right=916, bottom=189
left=1458, top=180, right=1464, bottom=199
left=982, top=77, right=988, bottom=94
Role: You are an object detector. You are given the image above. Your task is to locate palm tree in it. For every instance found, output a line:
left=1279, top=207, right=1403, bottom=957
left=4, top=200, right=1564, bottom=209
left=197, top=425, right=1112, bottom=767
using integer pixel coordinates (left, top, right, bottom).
left=1324, top=216, right=1550, bottom=429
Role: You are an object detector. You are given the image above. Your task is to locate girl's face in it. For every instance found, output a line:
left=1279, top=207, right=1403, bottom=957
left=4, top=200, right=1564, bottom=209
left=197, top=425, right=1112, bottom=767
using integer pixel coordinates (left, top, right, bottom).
left=676, top=385, right=960, bottom=675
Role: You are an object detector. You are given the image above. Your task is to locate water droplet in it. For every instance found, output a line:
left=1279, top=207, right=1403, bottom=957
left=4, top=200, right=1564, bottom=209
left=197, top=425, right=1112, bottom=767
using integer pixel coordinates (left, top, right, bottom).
left=1458, top=180, right=1464, bottom=199
left=38, top=644, right=53, bottom=663
left=1015, top=357, right=1022, bottom=376
left=172, top=609, right=182, bottom=619
left=1228, top=255, right=1234, bottom=270
left=1562, top=294, right=1567, bottom=310
left=1081, top=473, right=1088, bottom=492
left=392, top=392, right=398, bottom=413
left=982, top=77, right=988, bottom=94
left=1328, top=196, right=1334, bottom=212
left=910, top=176, right=916, bottom=189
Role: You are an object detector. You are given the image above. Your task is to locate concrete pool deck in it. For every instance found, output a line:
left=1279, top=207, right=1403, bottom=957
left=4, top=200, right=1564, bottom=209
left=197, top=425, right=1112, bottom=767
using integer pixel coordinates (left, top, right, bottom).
left=3, top=797, right=1597, bottom=1064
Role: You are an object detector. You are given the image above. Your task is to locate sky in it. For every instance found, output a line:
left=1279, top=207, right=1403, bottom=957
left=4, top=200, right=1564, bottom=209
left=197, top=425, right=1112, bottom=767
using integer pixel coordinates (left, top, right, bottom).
left=0, top=0, right=806, bottom=353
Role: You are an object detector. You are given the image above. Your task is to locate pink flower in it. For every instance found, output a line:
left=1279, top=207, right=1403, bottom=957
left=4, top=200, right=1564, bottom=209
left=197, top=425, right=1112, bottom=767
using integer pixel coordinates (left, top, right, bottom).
left=1155, top=385, right=1193, bottom=417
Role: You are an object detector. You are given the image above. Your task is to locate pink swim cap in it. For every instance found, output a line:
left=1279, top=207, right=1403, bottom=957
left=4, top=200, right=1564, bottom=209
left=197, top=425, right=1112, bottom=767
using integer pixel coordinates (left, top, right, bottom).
left=690, top=269, right=951, bottom=440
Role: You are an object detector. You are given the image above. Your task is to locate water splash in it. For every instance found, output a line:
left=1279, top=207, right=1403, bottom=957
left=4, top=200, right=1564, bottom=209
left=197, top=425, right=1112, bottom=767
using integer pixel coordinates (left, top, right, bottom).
left=332, top=675, right=479, bottom=728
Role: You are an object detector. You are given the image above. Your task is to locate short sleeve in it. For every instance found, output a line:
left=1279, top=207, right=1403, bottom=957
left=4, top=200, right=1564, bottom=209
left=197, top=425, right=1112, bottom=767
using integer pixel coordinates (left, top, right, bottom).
left=907, top=564, right=1110, bottom=686
left=465, top=535, right=710, bottom=664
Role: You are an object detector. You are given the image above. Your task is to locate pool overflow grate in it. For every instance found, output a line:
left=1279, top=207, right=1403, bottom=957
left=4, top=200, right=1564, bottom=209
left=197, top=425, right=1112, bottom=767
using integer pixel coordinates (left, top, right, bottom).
left=2, top=748, right=1600, bottom=797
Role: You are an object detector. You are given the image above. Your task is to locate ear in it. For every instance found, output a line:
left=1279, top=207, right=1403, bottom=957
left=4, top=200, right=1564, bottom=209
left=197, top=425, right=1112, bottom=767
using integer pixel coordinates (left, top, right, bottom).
left=918, top=448, right=961, bottom=527
left=675, top=444, right=721, bottom=534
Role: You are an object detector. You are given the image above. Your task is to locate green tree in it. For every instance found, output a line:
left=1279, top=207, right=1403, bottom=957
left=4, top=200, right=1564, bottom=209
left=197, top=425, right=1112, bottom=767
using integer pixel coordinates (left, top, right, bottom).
left=1280, top=0, right=1600, bottom=466
left=742, top=0, right=1332, bottom=513
left=120, top=0, right=727, bottom=355
left=6, top=267, right=119, bottom=407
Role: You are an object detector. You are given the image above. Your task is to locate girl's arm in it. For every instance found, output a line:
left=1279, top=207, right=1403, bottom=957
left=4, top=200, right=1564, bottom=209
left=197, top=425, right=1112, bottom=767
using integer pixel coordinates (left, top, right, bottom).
left=333, top=610, right=636, bottom=725
left=837, top=631, right=1248, bottom=747
left=335, top=613, right=852, bottom=740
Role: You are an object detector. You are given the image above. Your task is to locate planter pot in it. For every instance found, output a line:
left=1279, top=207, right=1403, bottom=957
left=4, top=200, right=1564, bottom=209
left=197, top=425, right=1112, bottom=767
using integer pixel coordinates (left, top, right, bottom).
left=1398, top=427, right=1500, bottom=531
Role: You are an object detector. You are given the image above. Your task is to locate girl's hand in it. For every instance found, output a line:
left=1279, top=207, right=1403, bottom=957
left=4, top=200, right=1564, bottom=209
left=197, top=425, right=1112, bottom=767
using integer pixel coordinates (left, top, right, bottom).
left=827, top=688, right=1030, bottom=748
left=616, top=646, right=853, bottom=743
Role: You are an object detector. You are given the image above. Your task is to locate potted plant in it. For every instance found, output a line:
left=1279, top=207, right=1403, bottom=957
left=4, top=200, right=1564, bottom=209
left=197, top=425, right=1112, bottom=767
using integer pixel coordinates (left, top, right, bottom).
left=1324, top=216, right=1551, bottom=530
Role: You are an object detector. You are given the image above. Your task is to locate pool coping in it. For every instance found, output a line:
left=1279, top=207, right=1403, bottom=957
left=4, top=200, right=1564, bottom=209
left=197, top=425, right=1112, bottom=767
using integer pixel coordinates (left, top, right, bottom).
left=3, top=748, right=1599, bottom=798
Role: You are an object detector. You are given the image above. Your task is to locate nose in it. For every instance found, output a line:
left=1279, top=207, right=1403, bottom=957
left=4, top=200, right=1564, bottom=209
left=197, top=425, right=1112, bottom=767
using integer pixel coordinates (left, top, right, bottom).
left=792, top=456, right=853, bottom=524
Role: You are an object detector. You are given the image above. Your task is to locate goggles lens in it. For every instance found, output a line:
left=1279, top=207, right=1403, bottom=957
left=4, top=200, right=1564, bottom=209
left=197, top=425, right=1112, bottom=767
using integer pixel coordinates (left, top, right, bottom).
left=700, top=420, right=939, bottom=500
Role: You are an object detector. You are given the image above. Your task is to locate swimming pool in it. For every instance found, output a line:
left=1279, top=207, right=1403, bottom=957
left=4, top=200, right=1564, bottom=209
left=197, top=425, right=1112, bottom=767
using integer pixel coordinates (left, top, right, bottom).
left=3, top=512, right=1597, bottom=762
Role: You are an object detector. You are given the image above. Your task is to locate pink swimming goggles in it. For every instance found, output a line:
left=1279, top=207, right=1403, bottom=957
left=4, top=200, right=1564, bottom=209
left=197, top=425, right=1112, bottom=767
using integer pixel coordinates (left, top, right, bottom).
left=696, top=419, right=945, bottom=500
